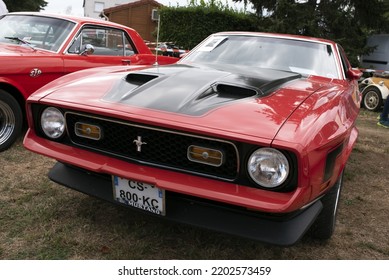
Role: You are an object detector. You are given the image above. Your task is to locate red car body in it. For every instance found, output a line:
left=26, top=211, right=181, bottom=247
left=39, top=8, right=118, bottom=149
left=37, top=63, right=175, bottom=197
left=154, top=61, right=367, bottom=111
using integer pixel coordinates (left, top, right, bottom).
left=24, top=32, right=362, bottom=245
left=0, top=12, right=178, bottom=151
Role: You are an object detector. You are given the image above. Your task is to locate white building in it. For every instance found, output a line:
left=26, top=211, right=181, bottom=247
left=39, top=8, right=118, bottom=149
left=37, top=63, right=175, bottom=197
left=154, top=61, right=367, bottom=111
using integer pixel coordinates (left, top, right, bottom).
left=83, top=0, right=134, bottom=19
left=0, top=0, right=8, bottom=16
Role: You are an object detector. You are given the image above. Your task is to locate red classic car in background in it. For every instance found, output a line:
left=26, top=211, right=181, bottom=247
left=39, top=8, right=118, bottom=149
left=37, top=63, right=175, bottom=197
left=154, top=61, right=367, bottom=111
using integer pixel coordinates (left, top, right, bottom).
left=0, top=12, right=178, bottom=151
left=24, top=32, right=362, bottom=245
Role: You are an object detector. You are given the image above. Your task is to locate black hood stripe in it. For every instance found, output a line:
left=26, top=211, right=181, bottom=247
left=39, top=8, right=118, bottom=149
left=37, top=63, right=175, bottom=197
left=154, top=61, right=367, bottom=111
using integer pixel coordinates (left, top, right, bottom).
left=103, top=64, right=301, bottom=116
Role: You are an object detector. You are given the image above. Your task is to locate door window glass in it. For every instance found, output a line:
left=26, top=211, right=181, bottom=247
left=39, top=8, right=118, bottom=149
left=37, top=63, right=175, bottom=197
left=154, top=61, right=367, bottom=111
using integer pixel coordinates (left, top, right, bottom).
left=68, top=26, right=136, bottom=56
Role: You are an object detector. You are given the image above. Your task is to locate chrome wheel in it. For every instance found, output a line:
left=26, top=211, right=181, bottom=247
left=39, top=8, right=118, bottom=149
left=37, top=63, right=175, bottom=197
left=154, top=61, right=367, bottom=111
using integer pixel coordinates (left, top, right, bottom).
left=0, top=100, right=16, bottom=146
left=0, top=91, right=23, bottom=152
left=363, top=88, right=382, bottom=111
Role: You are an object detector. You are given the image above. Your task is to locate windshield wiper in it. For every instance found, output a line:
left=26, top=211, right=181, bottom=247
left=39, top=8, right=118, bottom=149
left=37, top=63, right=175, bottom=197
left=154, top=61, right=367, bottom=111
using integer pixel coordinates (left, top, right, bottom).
left=4, top=36, right=36, bottom=51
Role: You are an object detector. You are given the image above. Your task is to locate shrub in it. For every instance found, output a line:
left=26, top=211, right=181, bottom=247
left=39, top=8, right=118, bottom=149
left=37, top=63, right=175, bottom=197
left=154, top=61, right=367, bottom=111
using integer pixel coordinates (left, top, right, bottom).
left=158, top=0, right=259, bottom=49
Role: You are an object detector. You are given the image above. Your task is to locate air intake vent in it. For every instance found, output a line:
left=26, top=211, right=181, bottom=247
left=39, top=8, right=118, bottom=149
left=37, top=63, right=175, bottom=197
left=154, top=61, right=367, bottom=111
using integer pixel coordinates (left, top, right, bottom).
left=126, top=73, right=159, bottom=86
left=216, top=84, right=258, bottom=97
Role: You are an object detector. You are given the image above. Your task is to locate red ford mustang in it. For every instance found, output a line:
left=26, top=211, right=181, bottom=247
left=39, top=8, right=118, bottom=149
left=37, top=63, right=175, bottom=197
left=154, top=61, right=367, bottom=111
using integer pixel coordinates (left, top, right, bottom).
left=0, top=12, right=178, bottom=151
left=24, top=32, right=362, bottom=245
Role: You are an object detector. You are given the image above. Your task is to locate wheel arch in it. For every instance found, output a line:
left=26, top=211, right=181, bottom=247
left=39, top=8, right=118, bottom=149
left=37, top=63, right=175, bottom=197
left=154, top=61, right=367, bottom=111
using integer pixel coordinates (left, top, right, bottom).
left=361, top=83, right=388, bottom=99
left=0, top=82, right=27, bottom=121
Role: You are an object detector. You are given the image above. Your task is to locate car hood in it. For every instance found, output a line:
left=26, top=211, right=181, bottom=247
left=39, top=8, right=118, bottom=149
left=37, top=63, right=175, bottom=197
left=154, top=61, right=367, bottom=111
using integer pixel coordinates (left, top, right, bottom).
left=38, top=64, right=328, bottom=142
left=0, top=43, right=49, bottom=56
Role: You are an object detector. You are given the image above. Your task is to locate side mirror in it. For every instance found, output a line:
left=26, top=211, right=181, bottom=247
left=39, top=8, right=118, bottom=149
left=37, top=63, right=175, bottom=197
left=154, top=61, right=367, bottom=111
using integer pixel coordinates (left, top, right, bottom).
left=347, top=68, right=362, bottom=80
left=80, top=44, right=95, bottom=56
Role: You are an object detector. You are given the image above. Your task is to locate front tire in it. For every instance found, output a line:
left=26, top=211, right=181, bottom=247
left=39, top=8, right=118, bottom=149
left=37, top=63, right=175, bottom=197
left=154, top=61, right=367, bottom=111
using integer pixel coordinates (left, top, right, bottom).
left=0, top=90, right=23, bottom=152
left=310, top=171, right=344, bottom=240
left=362, top=87, right=383, bottom=111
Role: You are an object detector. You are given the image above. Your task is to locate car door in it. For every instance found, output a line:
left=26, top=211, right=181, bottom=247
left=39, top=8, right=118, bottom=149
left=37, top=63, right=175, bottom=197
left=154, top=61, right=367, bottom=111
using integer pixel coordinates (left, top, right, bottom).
left=63, top=26, right=139, bottom=74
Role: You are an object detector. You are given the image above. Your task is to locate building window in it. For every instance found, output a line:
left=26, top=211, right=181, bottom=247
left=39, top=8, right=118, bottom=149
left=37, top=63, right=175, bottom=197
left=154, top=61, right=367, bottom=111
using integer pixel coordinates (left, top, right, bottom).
left=94, top=2, right=104, bottom=13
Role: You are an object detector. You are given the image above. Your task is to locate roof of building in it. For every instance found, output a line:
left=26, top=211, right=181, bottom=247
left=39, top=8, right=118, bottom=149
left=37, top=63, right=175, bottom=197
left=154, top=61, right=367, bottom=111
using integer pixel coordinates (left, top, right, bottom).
left=104, top=0, right=163, bottom=13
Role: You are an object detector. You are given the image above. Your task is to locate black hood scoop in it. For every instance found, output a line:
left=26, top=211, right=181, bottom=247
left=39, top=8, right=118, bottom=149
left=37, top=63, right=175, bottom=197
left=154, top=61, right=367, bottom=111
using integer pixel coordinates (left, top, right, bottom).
left=216, top=84, right=256, bottom=96
left=103, top=65, right=301, bottom=116
left=197, top=83, right=258, bottom=100
left=125, top=73, right=159, bottom=85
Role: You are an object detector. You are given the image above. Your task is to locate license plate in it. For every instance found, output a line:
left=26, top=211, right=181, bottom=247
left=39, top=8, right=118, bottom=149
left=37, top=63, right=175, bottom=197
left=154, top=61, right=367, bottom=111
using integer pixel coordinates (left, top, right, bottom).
left=113, top=176, right=165, bottom=216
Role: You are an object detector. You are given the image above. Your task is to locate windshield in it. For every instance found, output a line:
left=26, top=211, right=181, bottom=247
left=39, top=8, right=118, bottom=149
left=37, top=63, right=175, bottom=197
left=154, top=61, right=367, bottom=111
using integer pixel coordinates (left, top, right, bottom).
left=0, top=15, right=75, bottom=52
left=181, top=35, right=340, bottom=79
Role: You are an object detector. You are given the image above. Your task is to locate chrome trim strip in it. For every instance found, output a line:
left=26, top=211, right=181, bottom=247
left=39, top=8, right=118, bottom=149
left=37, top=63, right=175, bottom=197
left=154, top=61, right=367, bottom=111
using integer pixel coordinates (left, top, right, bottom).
left=300, top=195, right=324, bottom=210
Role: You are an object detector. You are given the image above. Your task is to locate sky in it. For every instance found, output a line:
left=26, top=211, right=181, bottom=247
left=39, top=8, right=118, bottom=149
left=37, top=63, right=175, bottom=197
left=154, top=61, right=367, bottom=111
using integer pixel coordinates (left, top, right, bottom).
left=43, top=0, right=248, bottom=16
left=44, top=0, right=85, bottom=16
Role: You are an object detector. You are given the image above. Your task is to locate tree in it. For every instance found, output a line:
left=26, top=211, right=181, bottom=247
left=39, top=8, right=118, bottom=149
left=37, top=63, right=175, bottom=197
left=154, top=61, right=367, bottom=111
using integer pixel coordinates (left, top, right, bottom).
left=381, top=0, right=389, bottom=32
left=3, top=0, right=48, bottom=12
left=233, top=0, right=389, bottom=65
left=159, top=1, right=258, bottom=49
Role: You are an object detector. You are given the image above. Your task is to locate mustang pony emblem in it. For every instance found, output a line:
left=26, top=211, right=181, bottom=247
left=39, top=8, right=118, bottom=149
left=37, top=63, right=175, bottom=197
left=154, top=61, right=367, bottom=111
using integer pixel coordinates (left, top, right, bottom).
left=133, top=136, right=147, bottom=152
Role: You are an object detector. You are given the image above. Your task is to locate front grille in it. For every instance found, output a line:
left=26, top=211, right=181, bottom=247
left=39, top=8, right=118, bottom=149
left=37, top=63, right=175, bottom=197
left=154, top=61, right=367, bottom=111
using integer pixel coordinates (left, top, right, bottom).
left=65, top=112, right=239, bottom=180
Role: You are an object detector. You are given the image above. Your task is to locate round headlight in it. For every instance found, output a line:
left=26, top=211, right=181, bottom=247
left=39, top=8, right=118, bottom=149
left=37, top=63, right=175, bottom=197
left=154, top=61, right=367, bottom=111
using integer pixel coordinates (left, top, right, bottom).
left=40, top=107, right=65, bottom=139
left=247, top=148, right=290, bottom=188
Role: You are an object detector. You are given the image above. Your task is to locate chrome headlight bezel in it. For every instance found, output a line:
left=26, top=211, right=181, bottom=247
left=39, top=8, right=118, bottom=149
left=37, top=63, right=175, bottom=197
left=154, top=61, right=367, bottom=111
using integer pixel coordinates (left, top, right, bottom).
left=247, top=147, right=290, bottom=189
left=40, top=107, right=65, bottom=139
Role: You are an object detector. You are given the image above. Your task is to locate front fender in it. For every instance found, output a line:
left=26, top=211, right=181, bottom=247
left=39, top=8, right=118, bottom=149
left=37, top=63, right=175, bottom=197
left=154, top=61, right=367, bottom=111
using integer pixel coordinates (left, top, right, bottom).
left=0, top=77, right=28, bottom=99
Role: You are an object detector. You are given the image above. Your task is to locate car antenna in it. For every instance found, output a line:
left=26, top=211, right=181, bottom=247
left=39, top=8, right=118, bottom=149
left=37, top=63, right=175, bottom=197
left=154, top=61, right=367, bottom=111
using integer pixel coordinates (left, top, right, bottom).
left=154, top=10, right=160, bottom=66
